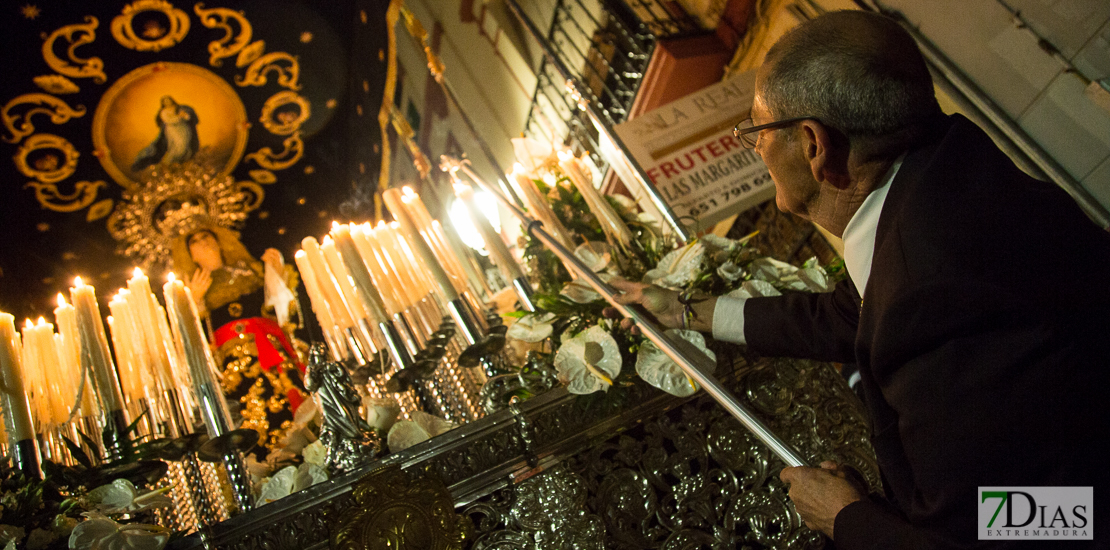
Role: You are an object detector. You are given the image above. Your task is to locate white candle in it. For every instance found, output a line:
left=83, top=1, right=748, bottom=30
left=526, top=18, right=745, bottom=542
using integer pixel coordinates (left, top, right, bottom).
left=54, top=294, right=95, bottom=416
left=511, top=164, right=575, bottom=249
left=373, top=222, right=428, bottom=307
left=558, top=150, right=635, bottom=248
left=301, top=237, right=357, bottom=329
left=351, top=225, right=404, bottom=315
left=321, top=236, right=372, bottom=322
left=126, top=269, right=175, bottom=390
left=70, top=278, right=125, bottom=413
left=454, top=181, right=525, bottom=281
left=163, top=276, right=232, bottom=436
left=330, top=223, right=389, bottom=324
left=0, top=313, right=36, bottom=443
left=383, top=188, right=460, bottom=301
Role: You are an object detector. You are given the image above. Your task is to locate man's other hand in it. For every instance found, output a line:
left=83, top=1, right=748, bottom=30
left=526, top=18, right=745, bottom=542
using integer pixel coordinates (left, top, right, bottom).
left=780, top=461, right=866, bottom=539
left=604, top=278, right=685, bottom=330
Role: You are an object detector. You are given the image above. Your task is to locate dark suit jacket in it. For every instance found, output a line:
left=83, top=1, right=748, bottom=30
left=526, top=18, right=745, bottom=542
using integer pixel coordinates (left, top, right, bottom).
left=744, top=115, right=1110, bottom=549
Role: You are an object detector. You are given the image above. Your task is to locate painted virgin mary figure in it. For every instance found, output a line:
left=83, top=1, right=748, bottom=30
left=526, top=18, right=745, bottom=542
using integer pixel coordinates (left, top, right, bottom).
left=132, top=95, right=199, bottom=172
left=170, top=223, right=306, bottom=455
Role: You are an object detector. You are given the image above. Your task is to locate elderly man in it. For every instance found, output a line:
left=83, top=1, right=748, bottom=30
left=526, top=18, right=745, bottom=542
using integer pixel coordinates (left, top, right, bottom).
left=612, top=9, right=1110, bottom=549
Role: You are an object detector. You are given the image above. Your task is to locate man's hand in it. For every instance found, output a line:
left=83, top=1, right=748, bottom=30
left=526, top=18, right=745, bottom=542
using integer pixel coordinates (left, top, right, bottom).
left=780, top=461, right=867, bottom=539
left=606, top=278, right=685, bottom=330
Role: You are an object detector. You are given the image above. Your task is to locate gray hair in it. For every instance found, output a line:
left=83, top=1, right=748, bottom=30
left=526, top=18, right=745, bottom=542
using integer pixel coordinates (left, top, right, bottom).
left=761, top=11, right=940, bottom=150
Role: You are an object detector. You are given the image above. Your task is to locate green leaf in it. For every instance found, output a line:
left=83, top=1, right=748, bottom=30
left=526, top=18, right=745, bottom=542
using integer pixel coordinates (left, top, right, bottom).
left=62, top=435, right=92, bottom=469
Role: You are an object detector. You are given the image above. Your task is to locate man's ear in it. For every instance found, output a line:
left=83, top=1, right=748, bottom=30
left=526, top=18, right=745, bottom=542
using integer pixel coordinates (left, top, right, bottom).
left=800, top=120, right=850, bottom=189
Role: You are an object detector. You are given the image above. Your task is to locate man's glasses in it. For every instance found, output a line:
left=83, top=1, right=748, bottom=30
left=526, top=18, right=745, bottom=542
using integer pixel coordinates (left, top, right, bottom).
left=733, top=117, right=813, bottom=149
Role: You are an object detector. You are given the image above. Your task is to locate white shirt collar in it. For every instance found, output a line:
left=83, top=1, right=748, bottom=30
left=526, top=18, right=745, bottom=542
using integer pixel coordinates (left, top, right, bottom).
left=840, top=154, right=904, bottom=298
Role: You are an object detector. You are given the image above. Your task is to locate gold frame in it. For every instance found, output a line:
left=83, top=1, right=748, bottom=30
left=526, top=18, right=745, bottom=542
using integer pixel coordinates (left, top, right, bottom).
left=91, top=61, right=249, bottom=191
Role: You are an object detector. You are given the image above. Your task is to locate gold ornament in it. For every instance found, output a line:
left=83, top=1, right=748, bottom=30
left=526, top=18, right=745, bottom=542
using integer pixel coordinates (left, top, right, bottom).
left=2, top=93, right=86, bottom=144
left=235, top=52, right=301, bottom=90
left=111, top=0, right=190, bottom=52
left=13, top=133, right=79, bottom=183
left=41, top=16, right=107, bottom=84
left=24, top=180, right=106, bottom=213
left=33, top=75, right=80, bottom=95
left=108, top=159, right=258, bottom=270
left=194, top=3, right=255, bottom=67
left=259, top=91, right=310, bottom=135
left=245, top=132, right=303, bottom=171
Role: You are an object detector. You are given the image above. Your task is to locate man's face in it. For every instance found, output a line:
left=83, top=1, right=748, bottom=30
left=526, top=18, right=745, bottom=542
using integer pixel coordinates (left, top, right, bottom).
left=750, top=78, right=821, bottom=221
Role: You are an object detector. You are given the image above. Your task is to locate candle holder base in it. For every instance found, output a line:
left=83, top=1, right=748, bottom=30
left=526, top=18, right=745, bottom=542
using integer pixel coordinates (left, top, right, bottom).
left=198, top=428, right=258, bottom=515
left=12, top=438, right=43, bottom=479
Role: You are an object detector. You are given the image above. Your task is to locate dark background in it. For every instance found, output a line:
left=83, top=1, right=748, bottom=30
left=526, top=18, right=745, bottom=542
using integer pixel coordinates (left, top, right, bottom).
left=0, top=0, right=392, bottom=321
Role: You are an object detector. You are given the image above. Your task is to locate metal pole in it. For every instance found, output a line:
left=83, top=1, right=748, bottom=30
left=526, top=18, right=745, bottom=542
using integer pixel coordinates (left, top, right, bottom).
left=471, top=162, right=808, bottom=467
left=505, top=0, right=694, bottom=244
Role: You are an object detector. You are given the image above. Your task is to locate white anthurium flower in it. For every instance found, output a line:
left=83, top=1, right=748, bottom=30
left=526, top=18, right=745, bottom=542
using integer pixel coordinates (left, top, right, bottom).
left=84, top=479, right=172, bottom=515
left=574, top=241, right=612, bottom=272
left=293, top=462, right=328, bottom=493
left=387, top=411, right=458, bottom=452
left=363, top=396, right=401, bottom=433
left=301, top=439, right=328, bottom=468
left=511, top=137, right=555, bottom=173
left=700, top=234, right=739, bottom=253
left=68, top=516, right=169, bottom=550
left=3, top=540, right=15, bottom=550
left=800, top=267, right=830, bottom=292
left=643, top=242, right=705, bottom=289
left=0, top=526, right=25, bottom=548
left=554, top=325, right=622, bottom=394
left=636, top=329, right=717, bottom=397
left=561, top=273, right=613, bottom=303
left=506, top=312, right=557, bottom=343
left=258, top=465, right=298, bottom=505
left=717, top=261, right=743, bottom=282
left=726, top=279, right=783, bottom=299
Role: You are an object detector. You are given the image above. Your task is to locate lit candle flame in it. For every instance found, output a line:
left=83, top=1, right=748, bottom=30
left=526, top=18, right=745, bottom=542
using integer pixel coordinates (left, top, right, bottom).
left=166, top=272, right=176, bottom=283
left=74, top=276, right=85, bottom=287
left=512, top=162, right=525, bottom=174
left=24, top=319, right=34, bottom=329
left=322, top=235, right=334, bottom=245
left=132, top=267, right=144, bottom=279
left=295, top=249, right=307, bottom=259
left=56, top=293, right=67, bottom=308
left=36, top=317, right=46, bottom=327
left=331, top=221, right=342, bottom=231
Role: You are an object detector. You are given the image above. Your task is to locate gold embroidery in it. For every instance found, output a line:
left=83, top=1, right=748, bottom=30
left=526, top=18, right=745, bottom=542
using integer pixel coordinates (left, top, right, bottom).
left=228, top=302, right=243, bottom=318
left=111, top=0, right=190, bottom=52
left=244, top=132, right=303, bottom=171
left=41, top=16, right=107, bottom=84
left=234, top=51, right=301, bottom=90
left=13, top=134, right=80, bottom=185
left=193, top=3, right=254, bottom=67
left=2, top=94, right=87, bottom=144
left=259, top=91, right=310, bottom=135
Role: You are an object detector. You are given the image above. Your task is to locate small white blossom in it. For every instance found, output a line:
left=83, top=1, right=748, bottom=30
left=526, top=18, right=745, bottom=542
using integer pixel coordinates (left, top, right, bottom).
left=363, top=397, right=401, bottom=433
left=716, top=261, right=743, bottom=282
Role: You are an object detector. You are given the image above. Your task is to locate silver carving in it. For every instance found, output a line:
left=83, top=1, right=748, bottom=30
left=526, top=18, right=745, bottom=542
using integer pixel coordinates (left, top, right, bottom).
left=304, top=344, right=381, bottom=472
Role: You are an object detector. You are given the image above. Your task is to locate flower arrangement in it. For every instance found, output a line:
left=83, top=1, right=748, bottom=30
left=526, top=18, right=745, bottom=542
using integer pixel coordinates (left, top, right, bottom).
left=502, top=138, right=844, bottom=402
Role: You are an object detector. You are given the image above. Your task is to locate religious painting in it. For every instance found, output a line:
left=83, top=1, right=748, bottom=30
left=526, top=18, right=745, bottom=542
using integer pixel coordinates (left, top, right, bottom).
left=92, top=62, right=249, bottom=191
